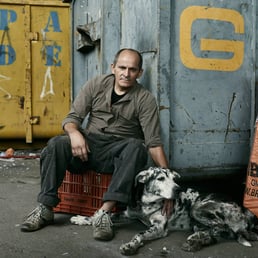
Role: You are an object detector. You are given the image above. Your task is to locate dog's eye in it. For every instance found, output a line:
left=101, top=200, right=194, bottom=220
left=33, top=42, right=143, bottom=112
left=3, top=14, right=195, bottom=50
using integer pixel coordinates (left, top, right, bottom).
left=157, top=177, right=165, bottom=181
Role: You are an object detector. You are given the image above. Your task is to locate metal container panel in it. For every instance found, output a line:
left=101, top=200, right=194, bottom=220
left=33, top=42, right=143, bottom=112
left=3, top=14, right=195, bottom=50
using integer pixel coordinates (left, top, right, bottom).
left=170, top=1, right=255, bottom=177
left=71, top=0, right=256, bottom=177
left=72, top=0, right=121, bottom=97
left=0, top=0, right=71, bottom=143
left=0, top=4, right=27, bottom=138
left=30, top=5, right=71, bottom=139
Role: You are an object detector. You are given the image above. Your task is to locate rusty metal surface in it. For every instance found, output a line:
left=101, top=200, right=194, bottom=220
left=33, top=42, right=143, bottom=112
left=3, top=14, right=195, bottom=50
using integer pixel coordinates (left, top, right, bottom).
left=71, top=0, right=256, bottom=177
left=0, top=0, right=256, bottom=177
left=0, top=1, right=71, bottom=143
left=169, top=1, right=255, bottom=176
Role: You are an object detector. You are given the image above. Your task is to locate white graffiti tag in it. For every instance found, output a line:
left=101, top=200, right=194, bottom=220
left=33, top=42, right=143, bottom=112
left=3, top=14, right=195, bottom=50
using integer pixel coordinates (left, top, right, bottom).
left=40, top=66, right=55, bottom=99
left=0, top=74, right=11, bottom=99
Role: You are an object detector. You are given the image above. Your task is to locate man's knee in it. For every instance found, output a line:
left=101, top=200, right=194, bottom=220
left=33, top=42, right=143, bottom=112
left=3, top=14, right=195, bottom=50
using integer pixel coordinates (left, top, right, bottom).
left=126, top=138, right=148, bottom=162
left=41, top=135, right=71, bottom=160
left=127, top=138, right=146, bottom=150
left=47, top=135, right=70, bottom=149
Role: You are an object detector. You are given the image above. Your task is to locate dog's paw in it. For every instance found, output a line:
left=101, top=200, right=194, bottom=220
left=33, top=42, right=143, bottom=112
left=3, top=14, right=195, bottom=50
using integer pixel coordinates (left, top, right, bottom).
left=181, top=241, right=202, bottom=252
left=250, top=232, right=258, bottom=241
left=244, top=231, right=258, bottom=241
left=70, top=215, right=92, bottom=225
left=237, top=235, right=252, bottom=247
left=120, top=242, right=143, bottom=256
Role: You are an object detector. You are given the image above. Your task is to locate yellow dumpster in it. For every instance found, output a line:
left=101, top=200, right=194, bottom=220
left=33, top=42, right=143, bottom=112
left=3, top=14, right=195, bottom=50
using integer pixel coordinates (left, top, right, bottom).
left=0, top=0, right=71, bottom=143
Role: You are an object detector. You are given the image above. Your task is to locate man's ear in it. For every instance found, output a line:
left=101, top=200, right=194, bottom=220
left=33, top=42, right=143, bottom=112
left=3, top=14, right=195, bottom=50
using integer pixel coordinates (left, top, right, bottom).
left=137, top=69, right=143, bottom=78
left=111, top=63, right=115, bottom=74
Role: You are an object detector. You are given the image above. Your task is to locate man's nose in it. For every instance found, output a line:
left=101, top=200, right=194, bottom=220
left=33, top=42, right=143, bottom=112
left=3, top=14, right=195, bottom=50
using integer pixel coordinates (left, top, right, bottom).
left=123, top=68, right=130, bottom=77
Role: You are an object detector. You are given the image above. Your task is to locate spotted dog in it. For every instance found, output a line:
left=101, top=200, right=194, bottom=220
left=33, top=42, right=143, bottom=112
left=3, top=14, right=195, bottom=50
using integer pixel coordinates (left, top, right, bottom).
left=118, top=167, right=258, bottom=255
left=70, top=167, right=258, bottom=255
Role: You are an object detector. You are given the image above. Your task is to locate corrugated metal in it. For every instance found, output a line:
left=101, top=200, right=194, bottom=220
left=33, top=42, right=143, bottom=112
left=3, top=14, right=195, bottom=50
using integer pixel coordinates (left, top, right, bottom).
left=0, top=0, right=71, bottom=143
left=63, top=0, right=257, bottom=177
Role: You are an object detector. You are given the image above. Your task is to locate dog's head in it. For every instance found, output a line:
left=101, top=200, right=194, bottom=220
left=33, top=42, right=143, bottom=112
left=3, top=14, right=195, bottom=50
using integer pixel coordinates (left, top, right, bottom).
left=135, top=167, right=180, bottom=202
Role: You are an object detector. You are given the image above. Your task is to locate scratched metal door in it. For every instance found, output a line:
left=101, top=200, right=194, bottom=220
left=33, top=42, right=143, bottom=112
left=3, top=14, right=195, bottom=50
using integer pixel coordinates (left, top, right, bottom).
left=170, top=1, right=255, bottom=176
left=30, top=4, right=70, bottom=142
left=0, top=5, right=27, bottom=139
left=0, top=2, right=70, bottom=143
left=71, top=0, right=255, bottom=177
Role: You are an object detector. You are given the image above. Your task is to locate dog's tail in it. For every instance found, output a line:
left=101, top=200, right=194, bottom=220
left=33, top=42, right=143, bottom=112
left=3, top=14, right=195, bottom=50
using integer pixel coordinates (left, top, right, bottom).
left=237, top=235, right=252, bottom=247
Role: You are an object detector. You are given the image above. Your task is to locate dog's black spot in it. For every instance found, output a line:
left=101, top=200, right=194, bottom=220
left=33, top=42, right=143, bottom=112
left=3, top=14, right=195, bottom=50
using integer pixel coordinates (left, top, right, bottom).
left=157, top=176, right=166, bottom=182
left=120, top=167, right=258, bottom=255
left=215, top=210, right=225, bottom=221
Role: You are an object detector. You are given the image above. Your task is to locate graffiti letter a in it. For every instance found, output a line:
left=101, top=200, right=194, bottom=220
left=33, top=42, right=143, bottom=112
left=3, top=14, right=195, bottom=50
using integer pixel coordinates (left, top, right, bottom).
left=44, top=11, right=61, bottom=32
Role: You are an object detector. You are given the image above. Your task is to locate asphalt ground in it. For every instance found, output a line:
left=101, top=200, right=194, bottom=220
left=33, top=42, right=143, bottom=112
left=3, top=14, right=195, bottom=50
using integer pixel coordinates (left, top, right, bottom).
left=1, top=154, right=258, bottom=258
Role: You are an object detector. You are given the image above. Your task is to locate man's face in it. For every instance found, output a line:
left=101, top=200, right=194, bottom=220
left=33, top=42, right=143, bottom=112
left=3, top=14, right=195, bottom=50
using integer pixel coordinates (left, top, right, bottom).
left=111, top=50, right=143, bottom=91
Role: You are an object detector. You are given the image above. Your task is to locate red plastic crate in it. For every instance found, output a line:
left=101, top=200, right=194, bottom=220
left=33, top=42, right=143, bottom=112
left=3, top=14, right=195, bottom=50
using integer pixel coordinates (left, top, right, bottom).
left=54, top=170, right=113, bottom=216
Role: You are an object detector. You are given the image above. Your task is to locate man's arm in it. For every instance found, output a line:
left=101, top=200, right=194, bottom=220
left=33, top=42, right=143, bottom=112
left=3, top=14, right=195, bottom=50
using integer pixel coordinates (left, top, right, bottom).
left=149, top=145, right=173, bottom=217
left=63, top=122, right=90, bottom=161
left=148, top=146, right=169, bottom=168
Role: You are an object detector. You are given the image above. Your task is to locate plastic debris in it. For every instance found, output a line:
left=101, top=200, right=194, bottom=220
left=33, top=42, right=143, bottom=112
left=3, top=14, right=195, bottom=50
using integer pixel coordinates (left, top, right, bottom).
left=160, top=246, right=170, bottom=255
left=5, top=148, right=14, bottom=157
left=0, top=148, right=40, bottom=159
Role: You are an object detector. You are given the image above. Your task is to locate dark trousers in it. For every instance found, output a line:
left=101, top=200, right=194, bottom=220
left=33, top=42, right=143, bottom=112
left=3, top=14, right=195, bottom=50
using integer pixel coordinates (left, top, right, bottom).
left=37, top=133, right=148, bottom=207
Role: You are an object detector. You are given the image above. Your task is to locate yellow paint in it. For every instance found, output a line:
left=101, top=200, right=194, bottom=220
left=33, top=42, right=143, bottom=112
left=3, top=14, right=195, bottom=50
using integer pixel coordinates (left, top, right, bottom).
left=0, top=1, right=70, bottom=7
left=24, top=5, right=32, bottom=143
left=0, top=1, right=70, bottom=142
left=180, top=6, right=245, bottom=71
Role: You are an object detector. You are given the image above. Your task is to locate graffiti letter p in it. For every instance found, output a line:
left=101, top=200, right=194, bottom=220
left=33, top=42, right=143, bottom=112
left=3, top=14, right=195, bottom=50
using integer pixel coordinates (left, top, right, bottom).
left=0, top=9, right=17, bottom=30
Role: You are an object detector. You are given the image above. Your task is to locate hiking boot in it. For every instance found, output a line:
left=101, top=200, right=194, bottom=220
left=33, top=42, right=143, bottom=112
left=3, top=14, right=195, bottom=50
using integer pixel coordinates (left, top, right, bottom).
left=92, top=210, right=114, bottom=241
left=20, top=203, right=54, bottom=232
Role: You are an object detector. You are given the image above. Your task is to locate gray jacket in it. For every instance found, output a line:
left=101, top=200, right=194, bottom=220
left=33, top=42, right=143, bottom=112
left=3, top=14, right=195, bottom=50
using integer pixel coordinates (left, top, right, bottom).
left=62, top=74, right=162, bottom=149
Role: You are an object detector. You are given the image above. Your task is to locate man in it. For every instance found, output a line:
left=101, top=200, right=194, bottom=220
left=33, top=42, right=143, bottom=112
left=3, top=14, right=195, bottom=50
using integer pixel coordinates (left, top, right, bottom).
left=21, top=48, right=172, bottom=241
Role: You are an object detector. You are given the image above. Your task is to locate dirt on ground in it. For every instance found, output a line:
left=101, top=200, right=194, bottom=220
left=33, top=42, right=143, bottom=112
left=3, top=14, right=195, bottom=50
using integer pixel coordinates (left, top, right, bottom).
left=0, top=154, right=257, bottom=258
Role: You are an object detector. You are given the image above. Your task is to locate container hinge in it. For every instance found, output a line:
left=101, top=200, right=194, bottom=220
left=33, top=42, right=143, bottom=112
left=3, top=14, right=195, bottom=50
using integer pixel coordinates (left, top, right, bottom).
left=76, top=19, right=101, bottom=53
left=30, top=116, right=40, bottom=125
left=27, top=32, right=39, bottom=41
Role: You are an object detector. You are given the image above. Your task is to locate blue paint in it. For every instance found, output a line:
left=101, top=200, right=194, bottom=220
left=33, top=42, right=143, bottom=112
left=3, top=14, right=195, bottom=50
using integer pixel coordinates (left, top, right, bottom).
left=0, top=9, right=17, bottom=30
left=44, top=11, right=62, bottom=32
left=0, top=45, right=15, bottom=65
left=0, top=9, right=63, bottom=67
left=0, top=9, right=17, bottom=65
left=45, top=45, right=61, bottom=66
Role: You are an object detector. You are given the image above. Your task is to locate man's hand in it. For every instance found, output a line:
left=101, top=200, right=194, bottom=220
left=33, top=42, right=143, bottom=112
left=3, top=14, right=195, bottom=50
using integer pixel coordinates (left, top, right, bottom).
left=64, top=123, right=90, bottom=162
left=69, top=130, right=90, bottom=161
left=162, top=199, right=173, bottom=218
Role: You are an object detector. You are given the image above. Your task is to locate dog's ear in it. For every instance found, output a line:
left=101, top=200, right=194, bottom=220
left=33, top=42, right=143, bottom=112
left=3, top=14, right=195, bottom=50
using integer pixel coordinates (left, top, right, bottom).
left=135, top=169, right=152, bottom=184
left=171, top=170, right=180, bottom=179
